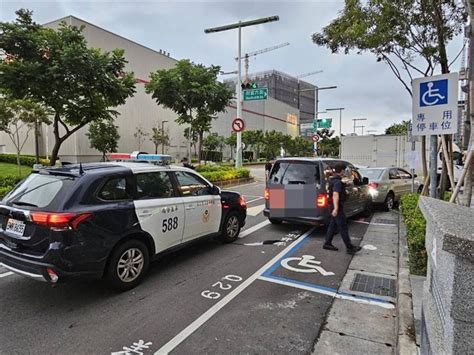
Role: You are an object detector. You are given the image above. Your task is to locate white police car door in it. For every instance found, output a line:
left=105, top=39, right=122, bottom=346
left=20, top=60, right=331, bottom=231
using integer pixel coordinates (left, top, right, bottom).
left=174, top=171, right=221, bottom=242
left=133, top=171, right=185, bottom=253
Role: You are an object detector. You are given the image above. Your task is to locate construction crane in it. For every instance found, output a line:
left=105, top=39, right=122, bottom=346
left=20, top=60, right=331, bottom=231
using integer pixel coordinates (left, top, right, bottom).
left=236, top=42, right=290, bottom=82
left=296, top=70, right=323, bottom=80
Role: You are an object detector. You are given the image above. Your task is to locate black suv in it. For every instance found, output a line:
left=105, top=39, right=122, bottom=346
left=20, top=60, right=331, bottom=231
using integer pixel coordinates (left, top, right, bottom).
left=0, top=162, right=246, bottom=290
left=264, top=158, right=371, bottom=225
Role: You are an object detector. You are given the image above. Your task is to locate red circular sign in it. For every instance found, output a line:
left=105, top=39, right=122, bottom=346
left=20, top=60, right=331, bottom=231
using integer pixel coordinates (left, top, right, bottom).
left=312, top=134, right=320, bottom=142
left=232, top=118, right=245, bottom=132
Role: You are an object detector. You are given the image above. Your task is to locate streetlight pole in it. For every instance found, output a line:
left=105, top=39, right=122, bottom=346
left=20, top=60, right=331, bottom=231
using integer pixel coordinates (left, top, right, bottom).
left=161, top=120, right=168, bottom=154
left=205, top=16, right=280, bottom=168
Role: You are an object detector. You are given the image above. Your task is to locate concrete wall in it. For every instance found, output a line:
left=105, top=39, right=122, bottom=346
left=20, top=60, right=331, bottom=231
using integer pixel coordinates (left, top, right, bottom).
left=0, top=16, right=298, bottom=163
left=419, top=197, right=474, bottom=354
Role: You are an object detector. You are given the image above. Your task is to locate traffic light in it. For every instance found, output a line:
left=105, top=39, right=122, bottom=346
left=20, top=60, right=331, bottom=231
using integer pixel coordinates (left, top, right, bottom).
left=241, top=82, right=258, bottom=90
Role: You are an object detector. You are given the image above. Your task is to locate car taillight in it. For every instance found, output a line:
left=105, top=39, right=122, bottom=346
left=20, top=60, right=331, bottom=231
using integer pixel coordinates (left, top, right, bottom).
left=239, top=196, right=247, bottom=207
left=368, top=182, right=379, bottom=189
left=30, top=212, right=92, bottom=230
left=316, top=193, right=328, bottom=208
left=264, top=188, right=270, bottom=200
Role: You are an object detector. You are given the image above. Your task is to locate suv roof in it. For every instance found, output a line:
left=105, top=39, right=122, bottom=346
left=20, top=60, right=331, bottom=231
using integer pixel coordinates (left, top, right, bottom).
left=35, top=162, right=193, bottom=175
left=275, top=157, right=347, bottom=162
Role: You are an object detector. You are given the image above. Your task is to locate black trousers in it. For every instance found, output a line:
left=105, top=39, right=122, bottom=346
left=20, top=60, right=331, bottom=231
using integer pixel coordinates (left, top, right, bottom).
left=324, top=205, right=354, bottom=249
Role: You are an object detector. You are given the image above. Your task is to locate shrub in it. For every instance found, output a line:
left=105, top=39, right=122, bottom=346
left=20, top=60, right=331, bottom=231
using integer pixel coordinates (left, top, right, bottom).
left=0, top=176, right=22, bottom=199
left=199, top=167, right=250, bottom=182
left=0, top=154, right=48, bottom=167
left=400, top=193, right=427, bottom=275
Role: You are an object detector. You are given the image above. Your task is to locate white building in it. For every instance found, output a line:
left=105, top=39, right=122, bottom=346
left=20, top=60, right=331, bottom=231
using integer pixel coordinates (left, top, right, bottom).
left=0, top=16, right=299, bottom=162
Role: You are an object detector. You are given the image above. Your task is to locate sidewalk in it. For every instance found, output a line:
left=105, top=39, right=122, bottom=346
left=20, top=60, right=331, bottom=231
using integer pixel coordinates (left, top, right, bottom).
left=312, top=211, right=417, bottom=354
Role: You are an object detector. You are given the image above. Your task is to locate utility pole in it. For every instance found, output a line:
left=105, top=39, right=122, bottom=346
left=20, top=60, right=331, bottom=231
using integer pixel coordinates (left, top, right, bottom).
left=205, top=16, right=280, bottom=168
left=327, top=107, right=345, bottom=157
left=295, top=70, right=323, bottom=123
left=161, top=120, right=168, bottom=154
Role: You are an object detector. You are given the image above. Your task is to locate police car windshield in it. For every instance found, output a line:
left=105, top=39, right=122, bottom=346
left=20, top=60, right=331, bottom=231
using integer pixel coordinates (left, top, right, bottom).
left=269, top=161, right=320, bottom=185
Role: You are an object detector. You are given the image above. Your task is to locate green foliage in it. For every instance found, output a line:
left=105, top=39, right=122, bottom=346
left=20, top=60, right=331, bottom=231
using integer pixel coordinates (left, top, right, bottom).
left=86, top=120, right=120, bottom=160
left=385, top=120, right=409, bottom=135
left=0, top=172, right=23, bottom=199
left=146, top=59, right=233, bottom=160
left=150, top=126, right=170, bottom=154
left=0, top=153, right=48, bottom=166
left=312, top=1, right=466, bottom=94
left=199, top=167, right=250, bottom=182
left=400, top=193, right=427, bottom=275
left=0, top=9, right=136, bottom=165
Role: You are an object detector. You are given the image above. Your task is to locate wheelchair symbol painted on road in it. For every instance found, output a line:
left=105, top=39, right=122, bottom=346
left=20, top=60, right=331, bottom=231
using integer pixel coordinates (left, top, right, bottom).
left=280, top=255, right=335, bottom=276
left=420, top=79, right=448, bottom=107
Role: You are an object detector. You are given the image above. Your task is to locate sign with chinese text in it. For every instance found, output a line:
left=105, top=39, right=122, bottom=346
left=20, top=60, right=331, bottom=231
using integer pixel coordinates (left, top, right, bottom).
left=412, top=72, right=459, bottom=136
left=243, top=88, right=268, bottom=101
left=313, top=118, right=332, bottom=131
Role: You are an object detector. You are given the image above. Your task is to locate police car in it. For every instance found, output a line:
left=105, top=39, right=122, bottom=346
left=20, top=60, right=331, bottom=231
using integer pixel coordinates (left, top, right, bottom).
left=0, top=153, right=247, bottom=290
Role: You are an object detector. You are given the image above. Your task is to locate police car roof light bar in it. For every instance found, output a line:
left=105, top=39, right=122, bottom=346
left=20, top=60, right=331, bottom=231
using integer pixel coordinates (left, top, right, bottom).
left=109, top=152, right=172, bottom=165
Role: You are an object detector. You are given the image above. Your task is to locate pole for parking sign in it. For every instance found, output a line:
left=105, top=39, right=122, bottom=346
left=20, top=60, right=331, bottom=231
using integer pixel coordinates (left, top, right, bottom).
left=236, top=25, right=243, bottom=168
left=429, top=135, right=438, bottom=198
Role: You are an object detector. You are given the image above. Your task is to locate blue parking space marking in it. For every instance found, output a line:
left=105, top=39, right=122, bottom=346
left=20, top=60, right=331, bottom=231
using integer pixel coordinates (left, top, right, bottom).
left=258, top=230, right=395, bottom=309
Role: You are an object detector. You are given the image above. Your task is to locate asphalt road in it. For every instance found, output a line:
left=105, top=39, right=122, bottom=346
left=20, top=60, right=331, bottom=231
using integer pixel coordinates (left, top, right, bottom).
left=0, top=179, right=371, bottom=355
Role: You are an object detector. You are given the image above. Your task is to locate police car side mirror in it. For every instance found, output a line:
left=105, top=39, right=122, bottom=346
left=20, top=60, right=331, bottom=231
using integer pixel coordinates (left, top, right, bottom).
left=211, top=185, right=221, bottom=195
left=362, top=177, right=369, bottom=185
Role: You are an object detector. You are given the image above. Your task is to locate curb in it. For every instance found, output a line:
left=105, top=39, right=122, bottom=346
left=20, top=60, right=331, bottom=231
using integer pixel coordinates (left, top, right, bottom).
left=396, top=212, right=418, bottom=355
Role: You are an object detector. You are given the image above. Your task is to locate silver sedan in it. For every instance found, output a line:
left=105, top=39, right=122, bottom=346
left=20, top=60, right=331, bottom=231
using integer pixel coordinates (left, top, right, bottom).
left=358, top=167, right=422, bottom=210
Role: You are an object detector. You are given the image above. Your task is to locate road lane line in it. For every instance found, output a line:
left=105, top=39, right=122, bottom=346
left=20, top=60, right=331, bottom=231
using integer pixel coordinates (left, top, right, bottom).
left=155, top=227, right=316, bottom=355
left=352, top=220, right=397, bottom=227
left=245, top=197, right=264, bottom=204
left=246, top=204, right=265, bottom=217
left=0, top=271, right=14, bottom=278
left=258, top=275, right=394, bottom=309
left=238, top=220, right=270, bottom=239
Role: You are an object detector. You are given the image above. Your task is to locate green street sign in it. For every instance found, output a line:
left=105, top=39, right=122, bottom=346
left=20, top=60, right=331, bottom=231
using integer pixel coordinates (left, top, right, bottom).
left=313, top=118, right=332, bottom=130
left=243, top=88, right=268, bottom=101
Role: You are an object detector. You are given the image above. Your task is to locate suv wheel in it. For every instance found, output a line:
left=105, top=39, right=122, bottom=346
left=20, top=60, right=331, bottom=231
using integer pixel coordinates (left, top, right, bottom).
left=105, top=239, right=149, bottom=291
left=269, top=218, right=283, bottom=225
left=220, top=211, right=241, bottom=243
left=384, top=192, right=395, bottom=211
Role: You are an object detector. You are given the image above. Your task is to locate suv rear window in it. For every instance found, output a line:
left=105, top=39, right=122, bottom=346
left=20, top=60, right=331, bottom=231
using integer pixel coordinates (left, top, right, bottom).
left=3, top=173, right=75, bottom=209
left=269, top=161, right=320, bottom=185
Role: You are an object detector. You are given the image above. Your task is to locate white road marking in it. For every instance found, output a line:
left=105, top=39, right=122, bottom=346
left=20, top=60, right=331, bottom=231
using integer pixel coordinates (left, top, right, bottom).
left=363, top=244, right=377, bottom=250
left=352, top=220, right=396, bottom=227
left=155, top=227, right=316, bottom=355
left=246, top=204, right=265, bottom=217
left=258, top=276, right=395, bottom=309
left=245, top=197, right=264, bottom=204
left=238, top=220, right=270, bottom=239
left=0, top=271, right=14, bottom=278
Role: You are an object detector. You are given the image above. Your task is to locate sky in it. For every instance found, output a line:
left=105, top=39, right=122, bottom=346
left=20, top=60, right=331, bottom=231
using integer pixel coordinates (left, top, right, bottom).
left=0, top=0, right=466, bottom=135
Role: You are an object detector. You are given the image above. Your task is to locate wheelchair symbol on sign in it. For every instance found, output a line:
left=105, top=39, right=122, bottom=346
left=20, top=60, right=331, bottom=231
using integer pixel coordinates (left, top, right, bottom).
left=281, top=255, right=335, bottom=276
left=421, top=82, right=446, bottom=106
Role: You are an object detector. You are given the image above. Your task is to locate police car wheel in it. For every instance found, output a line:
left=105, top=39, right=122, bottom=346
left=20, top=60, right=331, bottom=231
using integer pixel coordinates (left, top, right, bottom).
left=268, top=218, right=283, bottom=225
left=220, top=211, right=241, bottom=243
left=105, top=239, right=149, bottom=291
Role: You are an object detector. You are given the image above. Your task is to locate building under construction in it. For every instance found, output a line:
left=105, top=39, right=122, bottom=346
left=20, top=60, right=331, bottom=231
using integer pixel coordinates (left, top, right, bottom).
left=224, top=70, right=316, bottom=122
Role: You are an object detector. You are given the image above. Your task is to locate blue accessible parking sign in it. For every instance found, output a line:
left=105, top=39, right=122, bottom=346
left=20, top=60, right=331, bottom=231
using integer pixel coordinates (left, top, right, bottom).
left=419, top=79, right=448, bottom=107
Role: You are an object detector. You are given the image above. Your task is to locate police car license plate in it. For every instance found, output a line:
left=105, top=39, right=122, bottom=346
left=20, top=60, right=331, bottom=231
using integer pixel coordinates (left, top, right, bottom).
left=6, top=218, right=26, bottom=237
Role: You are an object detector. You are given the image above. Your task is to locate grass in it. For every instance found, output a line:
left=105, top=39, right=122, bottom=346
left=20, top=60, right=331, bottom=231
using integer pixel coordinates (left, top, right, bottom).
left=0, top=162, right=32, bottom=178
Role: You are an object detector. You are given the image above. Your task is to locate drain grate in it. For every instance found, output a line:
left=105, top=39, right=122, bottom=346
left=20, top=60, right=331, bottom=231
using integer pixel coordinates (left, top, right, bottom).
left=350, top=273, right=396, bottom=297
left=374, top=218, right=397, bottom=225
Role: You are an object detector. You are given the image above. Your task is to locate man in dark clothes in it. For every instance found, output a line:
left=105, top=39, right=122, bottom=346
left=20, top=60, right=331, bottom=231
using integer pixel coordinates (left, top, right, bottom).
left=323, top=162, right=362, bottom=255
left=181, top=157, right=195, bottom=170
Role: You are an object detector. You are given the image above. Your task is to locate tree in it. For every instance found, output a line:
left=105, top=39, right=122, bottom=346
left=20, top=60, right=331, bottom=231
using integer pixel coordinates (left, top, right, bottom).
left=319, top=136, right=340, bottom=157
left=86, top=120, right=120, bottom=161
left=312, top=0, right=466, bottom=196
left=150, top=126, right=170, bottom=154
left=262, top=130, right=288, bottom=159
left=134, top=126, right=148, bottom=151
left=225, top=133, right=236, bottom=160
left=145, top=59, right=233, bottom=161
left=0, top=97, right=48, bottom=175
left=286, top=136, right=313, bottom=157
left=184, top=127, right=198, bottom=157
left=0, top=10, right=136, bottom=165
left=385, top=120, right=409, bottom=135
